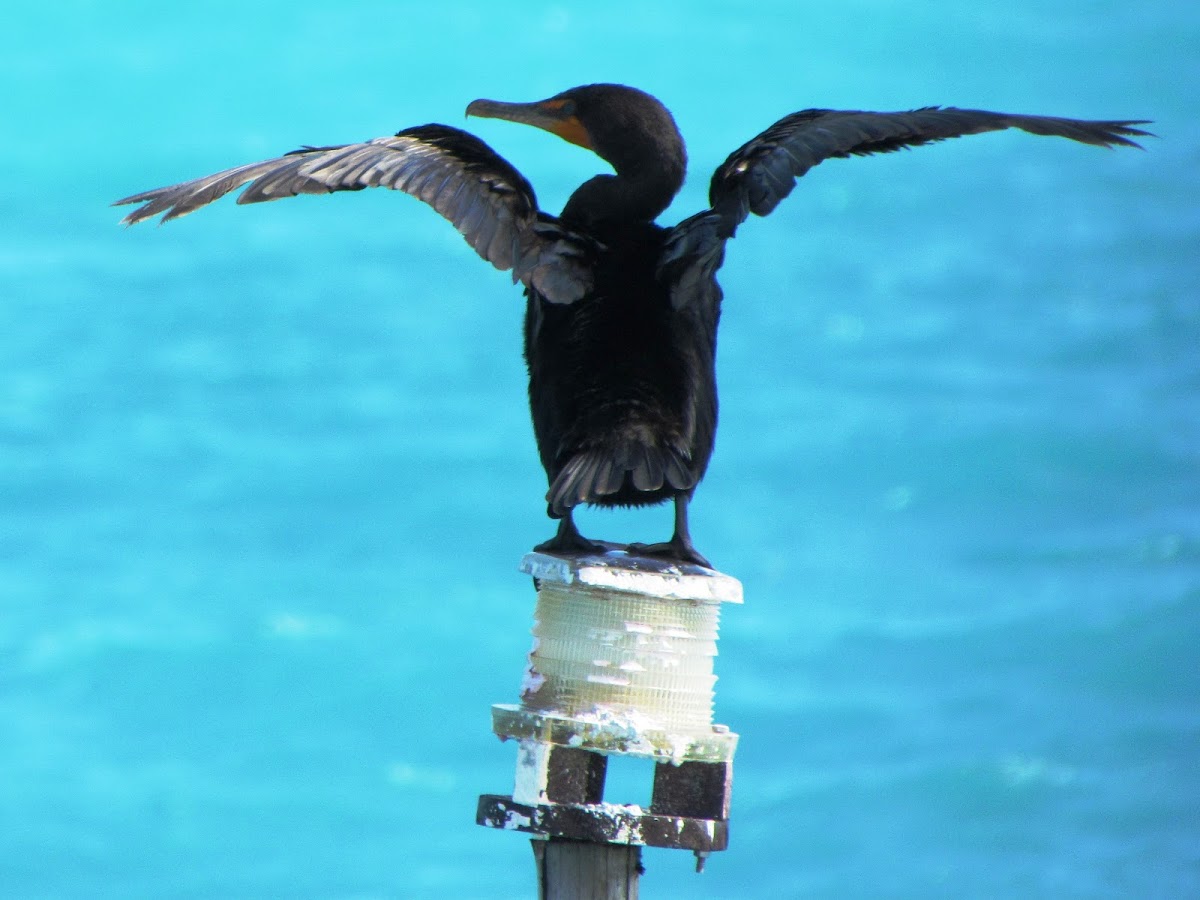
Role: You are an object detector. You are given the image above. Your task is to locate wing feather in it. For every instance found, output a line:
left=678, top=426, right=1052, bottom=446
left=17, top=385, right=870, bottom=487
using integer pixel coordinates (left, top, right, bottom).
left=708, top=107, right=1152, bottom=233
left=115, top=124, right=593, bottom=304
left=660, top=105, right=1149, bottom=307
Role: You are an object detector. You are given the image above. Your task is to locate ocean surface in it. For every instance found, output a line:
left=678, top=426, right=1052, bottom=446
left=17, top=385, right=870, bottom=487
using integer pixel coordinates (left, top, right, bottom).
left=3, top=1, right=1198, bottom=897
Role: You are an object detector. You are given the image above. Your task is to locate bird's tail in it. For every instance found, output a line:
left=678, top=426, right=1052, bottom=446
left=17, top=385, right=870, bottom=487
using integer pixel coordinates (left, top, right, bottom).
left=547, top=440, right=696, bottom=515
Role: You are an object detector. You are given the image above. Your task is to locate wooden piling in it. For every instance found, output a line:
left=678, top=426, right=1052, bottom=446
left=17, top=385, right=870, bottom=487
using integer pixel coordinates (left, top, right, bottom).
left=533, top=839, right=642, bottom=900
left=478, top=551, right=742, bottom=896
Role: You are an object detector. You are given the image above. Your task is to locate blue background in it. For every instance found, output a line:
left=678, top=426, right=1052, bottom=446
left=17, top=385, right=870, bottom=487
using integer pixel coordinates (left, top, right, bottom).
left=3, top=1, right=1197, bottom=896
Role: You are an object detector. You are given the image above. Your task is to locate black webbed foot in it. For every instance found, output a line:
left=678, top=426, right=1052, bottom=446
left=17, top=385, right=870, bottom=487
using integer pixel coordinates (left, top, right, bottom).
left=534, top=511, right=610, bottom=557
left=623, top=492, right=713, bottom=568
left=625, top=537, right=712, bottom=569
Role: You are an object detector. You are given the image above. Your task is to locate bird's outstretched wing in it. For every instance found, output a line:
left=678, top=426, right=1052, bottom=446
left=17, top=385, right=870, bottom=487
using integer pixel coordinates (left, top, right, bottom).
left=706, top=107, right=1152, bottom=235
left=658, top=106, right=1150, bottom=306
left=115, top=124, right=594, bottom=304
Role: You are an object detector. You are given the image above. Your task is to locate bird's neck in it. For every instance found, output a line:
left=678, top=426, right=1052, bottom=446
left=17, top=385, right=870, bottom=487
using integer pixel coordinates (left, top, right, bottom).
left=562, top=153, right=685, bottom=228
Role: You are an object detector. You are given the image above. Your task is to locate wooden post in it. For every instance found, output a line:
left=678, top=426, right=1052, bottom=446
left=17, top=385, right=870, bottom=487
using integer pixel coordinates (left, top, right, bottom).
left=533, top=839, right=642, bottom=900
left=477, top=551, right=742, bottom=895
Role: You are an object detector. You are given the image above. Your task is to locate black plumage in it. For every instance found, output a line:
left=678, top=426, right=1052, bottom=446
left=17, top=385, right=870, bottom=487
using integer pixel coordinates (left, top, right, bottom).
left=115, top=84, right=1150, bottom=567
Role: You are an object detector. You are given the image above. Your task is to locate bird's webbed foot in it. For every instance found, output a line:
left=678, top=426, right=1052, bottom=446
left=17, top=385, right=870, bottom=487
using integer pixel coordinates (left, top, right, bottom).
left=625, top=493, right=712, bottom=568
left=625, top=536, right=712, bottom=570
left=534, top=511, right=610, bottom=557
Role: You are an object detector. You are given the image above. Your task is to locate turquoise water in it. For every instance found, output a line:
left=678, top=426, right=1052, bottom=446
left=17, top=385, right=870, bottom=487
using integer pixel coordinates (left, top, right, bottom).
left=3, top=1, right=1198, bottom=896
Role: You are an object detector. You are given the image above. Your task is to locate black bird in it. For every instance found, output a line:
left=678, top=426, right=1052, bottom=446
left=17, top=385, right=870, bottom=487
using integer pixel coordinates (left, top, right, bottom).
left=115, top=84, right=1149, bottom=568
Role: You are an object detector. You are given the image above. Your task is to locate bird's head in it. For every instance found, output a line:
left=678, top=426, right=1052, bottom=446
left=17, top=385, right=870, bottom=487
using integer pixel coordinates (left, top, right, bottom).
left=467, top=84, right=686, bottom=224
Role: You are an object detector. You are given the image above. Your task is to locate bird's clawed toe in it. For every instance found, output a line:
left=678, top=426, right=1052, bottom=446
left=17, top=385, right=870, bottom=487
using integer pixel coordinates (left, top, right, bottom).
left=625, top=538, right=712, bottom=570
left=534, top=512, right=611, bottom=558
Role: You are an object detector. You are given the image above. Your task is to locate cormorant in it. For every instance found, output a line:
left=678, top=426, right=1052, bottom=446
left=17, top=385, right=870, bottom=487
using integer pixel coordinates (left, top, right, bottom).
left=115, top=84, right=1149, bottom=567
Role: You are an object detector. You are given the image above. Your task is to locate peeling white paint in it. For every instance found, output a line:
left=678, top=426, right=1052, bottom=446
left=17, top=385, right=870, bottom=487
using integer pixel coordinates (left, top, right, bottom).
left=519, top=551, right=744, bottom=604
left=503, top=810, right=532, bottom=831
left=520, top=666, right=546, bottom=697
left=512, top=740, right=551, bottom=806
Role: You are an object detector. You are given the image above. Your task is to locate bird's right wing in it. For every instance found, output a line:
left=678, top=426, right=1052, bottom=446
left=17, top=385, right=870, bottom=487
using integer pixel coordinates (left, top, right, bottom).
left=659, top=106, right=1149, bottom=307
left=657, top=210, right=727, bottom=311
left=706, top=107, right=1151, bottom=235
left=115, top=124, right=594, bottom=305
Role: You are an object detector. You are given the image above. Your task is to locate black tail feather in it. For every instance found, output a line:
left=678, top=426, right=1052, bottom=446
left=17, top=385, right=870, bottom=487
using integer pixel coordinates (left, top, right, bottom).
left=547, top=441, right=696, bottom=515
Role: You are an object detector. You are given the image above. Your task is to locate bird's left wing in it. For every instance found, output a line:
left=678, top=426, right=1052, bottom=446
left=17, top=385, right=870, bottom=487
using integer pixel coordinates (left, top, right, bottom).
left=706, top=107, right=1151, bottom=235
left=115, top=124, right=593, bottom=304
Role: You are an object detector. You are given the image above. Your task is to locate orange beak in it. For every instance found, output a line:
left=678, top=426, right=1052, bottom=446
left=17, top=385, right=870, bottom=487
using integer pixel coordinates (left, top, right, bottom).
left=466, top=96, right=593, bottom=151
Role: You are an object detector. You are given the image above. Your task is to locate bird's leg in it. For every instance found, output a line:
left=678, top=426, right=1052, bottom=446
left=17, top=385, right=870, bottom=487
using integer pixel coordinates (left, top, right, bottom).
left=534, top=508, right=610, bottom=557
left=627, top=493, right=712, bottom=569
left=669, top=493, right=712, bottom=568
